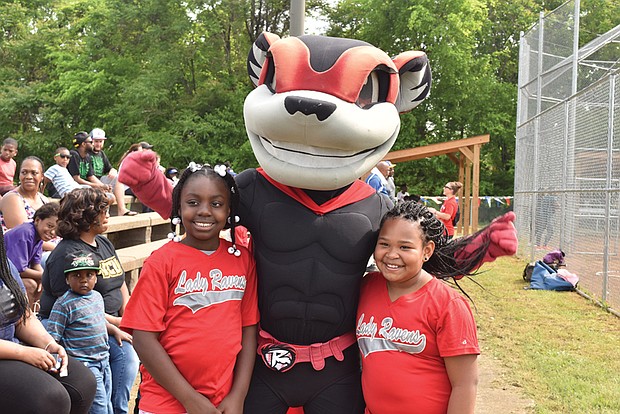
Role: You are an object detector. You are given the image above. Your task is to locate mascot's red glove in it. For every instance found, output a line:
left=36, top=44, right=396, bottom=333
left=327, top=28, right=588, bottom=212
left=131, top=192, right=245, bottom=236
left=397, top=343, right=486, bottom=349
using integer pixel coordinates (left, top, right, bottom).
left=117, top=151, right=173, bottom=219
left=457, top=211, right=518, bottom=268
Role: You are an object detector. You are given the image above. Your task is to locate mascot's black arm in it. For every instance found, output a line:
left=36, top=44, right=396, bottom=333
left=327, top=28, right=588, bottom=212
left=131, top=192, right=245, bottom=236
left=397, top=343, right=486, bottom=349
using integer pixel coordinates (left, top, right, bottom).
left=236, top=169, right=390, bottom=345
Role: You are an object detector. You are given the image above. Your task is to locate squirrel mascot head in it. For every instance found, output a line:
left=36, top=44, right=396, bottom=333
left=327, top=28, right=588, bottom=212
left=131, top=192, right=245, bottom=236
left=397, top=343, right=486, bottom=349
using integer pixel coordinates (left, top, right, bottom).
left=245, top=32, right=431, bottom=190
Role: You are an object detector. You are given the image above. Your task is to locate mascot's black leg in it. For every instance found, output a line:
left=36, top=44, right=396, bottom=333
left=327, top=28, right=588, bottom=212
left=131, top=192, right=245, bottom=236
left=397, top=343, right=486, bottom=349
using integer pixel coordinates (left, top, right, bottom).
left=303, top=370, right=365, bottom=414
left=244, top=370, right=289, bottom=414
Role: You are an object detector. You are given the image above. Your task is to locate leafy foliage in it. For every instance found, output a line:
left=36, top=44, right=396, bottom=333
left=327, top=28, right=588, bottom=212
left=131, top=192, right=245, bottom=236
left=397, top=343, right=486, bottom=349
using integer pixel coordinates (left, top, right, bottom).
left=0, top=0, right=616, bottom=193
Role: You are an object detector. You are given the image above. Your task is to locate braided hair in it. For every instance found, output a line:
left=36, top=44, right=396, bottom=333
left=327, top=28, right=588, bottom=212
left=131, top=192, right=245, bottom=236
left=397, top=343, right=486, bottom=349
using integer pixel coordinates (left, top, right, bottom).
left=170, top=163, right=241, bottom=255
left=380, top=201, right=490, bottom=280
left=0, top=229, right=29, bottom=325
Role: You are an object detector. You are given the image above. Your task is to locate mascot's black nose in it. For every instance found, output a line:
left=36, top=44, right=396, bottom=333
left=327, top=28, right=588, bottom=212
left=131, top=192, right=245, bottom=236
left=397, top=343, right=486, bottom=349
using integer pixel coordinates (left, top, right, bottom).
left=284, top=96, right=336, bottom=121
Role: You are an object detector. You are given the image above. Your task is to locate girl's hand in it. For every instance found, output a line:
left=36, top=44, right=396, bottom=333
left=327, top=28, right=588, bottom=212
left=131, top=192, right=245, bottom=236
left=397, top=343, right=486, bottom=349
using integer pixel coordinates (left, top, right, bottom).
left=183, top=392, right=222, bottom=414
left=19, top=345, right=59, bottom=371
left=108, top=324, right=133, bottom=345
left=217, top=394, right=244, bottom=414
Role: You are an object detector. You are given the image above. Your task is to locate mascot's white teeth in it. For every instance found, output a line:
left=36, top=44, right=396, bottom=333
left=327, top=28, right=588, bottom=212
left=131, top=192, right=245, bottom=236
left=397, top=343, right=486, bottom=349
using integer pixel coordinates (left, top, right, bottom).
left=259, top=135, right=373, bottom=166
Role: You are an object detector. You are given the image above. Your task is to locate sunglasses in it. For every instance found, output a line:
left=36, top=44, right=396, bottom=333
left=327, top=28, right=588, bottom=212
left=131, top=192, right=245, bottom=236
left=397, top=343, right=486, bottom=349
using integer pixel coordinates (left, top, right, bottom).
left=56, top=154, right=71, bottom=159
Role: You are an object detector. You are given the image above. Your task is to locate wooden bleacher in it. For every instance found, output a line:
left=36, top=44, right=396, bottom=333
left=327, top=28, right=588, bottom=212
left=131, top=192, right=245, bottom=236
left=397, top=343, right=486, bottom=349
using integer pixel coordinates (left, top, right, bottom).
left=102, top=211, right=172, bottom=293
left=104, top=212, right=171, bottom=249
left=109, top=195, right=144, bottom=216
left=116, top=238, right=170, bottom=294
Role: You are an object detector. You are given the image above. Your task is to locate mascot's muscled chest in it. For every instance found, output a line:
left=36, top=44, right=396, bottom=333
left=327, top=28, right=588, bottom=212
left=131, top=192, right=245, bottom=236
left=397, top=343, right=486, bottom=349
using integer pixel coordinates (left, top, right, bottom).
left=236, top=169, right=392, bottom=344
left=237, top=169, right=388, bottom=268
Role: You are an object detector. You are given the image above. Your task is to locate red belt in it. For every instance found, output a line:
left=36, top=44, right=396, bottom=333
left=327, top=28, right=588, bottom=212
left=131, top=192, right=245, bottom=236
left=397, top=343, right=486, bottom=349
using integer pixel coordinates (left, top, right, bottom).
left=257, top=328, right=356, bottom=372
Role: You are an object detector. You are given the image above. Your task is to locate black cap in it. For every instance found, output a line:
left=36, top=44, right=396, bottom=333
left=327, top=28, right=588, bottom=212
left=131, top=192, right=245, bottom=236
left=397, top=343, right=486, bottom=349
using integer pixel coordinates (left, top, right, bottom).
left=72, top=131, right=90, bottom=148
left=64, top=252, right=100, bottom=274
left=139, top=141, right=154, bottom=150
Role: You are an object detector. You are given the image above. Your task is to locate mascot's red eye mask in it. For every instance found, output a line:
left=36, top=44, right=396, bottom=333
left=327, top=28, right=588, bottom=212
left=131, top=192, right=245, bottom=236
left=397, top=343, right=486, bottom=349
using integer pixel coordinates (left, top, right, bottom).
left=258, top=36, right=399, bottom=106
left=245, top=32, right=431, bottom=191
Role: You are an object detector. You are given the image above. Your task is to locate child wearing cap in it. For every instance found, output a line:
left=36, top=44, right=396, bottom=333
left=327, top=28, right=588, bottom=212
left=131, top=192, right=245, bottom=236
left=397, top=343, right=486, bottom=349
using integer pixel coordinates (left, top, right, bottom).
left=46, top=252, right=120, bottom=414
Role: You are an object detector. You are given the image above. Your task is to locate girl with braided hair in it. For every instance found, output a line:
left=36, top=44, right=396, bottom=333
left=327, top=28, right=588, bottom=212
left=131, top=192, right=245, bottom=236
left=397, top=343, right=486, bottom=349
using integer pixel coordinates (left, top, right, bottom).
left=356, top=201, right=488, bottom=414
left=121, top=163, right=259, bottom=414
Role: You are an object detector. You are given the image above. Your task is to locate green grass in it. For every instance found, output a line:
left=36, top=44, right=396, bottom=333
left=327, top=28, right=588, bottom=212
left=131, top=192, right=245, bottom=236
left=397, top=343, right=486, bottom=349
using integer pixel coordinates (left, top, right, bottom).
left=459, top=256, right=620, bottom=414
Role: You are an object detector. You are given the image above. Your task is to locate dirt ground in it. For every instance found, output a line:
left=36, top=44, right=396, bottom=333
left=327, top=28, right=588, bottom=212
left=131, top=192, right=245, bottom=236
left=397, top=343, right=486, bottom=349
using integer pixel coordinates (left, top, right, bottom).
left=476, top=353, right=535, bottom=414
left=129, top=353, right=536, bottom=413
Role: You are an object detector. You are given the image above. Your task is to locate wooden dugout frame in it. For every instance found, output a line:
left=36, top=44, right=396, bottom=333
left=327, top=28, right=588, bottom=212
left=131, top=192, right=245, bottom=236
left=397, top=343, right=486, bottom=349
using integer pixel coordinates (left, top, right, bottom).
left=385, top=134, right=490, bottom=235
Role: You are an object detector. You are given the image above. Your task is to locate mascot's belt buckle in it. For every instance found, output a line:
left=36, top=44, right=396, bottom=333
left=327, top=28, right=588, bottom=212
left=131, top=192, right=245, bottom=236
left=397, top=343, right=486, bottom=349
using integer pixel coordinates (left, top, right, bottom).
left=260, top=344, right=297, bottom=372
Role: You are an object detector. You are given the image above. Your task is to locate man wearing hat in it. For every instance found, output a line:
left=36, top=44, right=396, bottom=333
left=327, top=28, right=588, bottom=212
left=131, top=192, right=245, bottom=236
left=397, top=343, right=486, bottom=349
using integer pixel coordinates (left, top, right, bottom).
left=68, top=131, right=115, bottom=203
left=90, top=128, right=118, bottom=187
left=46, top=252, right=113, bottom=414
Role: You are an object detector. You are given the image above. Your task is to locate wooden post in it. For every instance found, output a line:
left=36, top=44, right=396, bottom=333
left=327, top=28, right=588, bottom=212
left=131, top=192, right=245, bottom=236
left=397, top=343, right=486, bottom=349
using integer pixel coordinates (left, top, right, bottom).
left=472, top=144, right=481, bottom=232
left=384, top=134, right=490, bottom=237
left=463, top=158, right=472, bottom=235
left=457, top=155, right=466, bottom=234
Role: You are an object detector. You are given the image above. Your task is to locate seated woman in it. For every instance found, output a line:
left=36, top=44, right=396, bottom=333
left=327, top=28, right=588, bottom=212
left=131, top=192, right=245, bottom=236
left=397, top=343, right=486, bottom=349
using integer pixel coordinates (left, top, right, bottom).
left=39, top=188, right=140, bottom=414
left=0, top=230, right=96, bottom=414
left=0, top=156, right=49, bottom=232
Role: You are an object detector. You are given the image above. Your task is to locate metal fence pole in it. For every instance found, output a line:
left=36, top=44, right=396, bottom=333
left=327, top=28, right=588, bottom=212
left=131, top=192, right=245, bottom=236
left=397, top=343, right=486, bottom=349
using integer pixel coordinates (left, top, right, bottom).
left=603, top=74, right=616, bottom=301
left=530, top=11, right=545, bottom=258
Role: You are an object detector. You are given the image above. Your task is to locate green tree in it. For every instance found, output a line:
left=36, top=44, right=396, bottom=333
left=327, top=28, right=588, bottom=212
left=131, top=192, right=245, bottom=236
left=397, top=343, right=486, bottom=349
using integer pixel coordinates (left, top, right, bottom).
left=326, top=0, right=617, bottom=195
left=1, top=0, right=615, bottom=193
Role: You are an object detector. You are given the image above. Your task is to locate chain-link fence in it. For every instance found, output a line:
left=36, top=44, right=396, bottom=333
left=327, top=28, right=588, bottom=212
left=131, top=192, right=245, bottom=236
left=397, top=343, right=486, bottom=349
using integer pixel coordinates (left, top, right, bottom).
left=422, top=196, right=513, bottom=227
left=515, top=0, right=620, bottom=310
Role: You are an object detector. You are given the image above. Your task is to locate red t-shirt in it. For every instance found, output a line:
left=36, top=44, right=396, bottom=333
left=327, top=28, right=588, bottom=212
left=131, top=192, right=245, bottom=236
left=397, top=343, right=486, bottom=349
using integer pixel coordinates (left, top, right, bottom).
left=0, top=158, right=16, bottom=186
left=356, top=273, right=479, bottom=414
left=121, top=240, right=259, bottom=413
left=439, top=196, right=458, bottom=236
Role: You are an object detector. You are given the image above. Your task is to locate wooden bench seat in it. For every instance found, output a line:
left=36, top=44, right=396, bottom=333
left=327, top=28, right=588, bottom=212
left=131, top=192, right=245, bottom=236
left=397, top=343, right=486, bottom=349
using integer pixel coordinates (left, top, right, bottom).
left=104, top=212, right=171, bottom=249
left=117, top=238, right=170, bottom=293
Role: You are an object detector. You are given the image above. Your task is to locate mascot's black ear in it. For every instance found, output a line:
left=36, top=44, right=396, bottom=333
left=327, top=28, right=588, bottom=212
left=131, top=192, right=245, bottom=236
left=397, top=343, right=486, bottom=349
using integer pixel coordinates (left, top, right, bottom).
left=247, top=32, right=281, bottom=87
left=393, top=51, right=432, bottom=113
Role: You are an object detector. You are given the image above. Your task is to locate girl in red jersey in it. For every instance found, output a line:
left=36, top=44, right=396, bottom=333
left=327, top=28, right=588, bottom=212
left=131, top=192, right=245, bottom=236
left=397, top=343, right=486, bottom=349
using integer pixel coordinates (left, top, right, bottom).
left=121, top=163, right=259, bottom=414
left=356, top=201, right=490, bottom=414
left=429, top=181, right=462, bottom=239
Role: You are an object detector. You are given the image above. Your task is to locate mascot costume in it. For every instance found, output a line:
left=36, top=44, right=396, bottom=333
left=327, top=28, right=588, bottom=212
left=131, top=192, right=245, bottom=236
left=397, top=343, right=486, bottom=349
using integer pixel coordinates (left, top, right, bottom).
left=120, top=33, right=517, bottom=413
